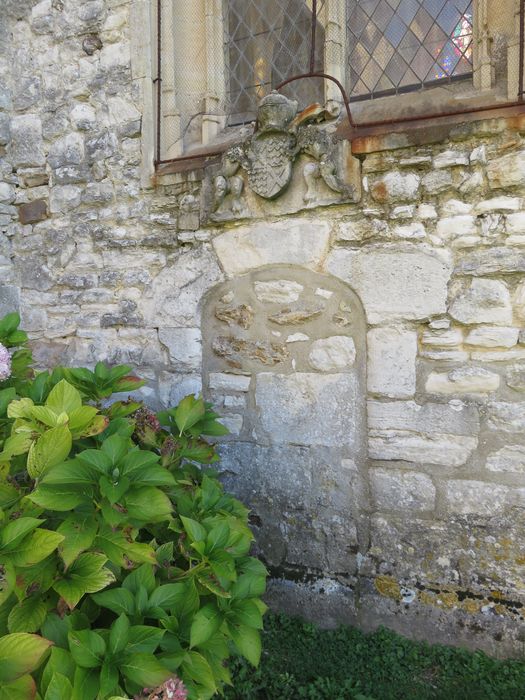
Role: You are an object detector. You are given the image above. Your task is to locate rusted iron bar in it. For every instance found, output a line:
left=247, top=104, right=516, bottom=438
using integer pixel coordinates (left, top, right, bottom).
left=276, top=72, right=356, bottom=127
left=520, top=0, right=525, bottom=98
left=154, top=0, right=162, bottom=165
left=310, top=0, right=317, bottom=73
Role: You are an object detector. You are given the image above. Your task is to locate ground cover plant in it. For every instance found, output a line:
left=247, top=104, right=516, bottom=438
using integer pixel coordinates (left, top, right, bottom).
left=226, top=613, right=525, bottom=699
left=0, top=313, right=267, bottom=700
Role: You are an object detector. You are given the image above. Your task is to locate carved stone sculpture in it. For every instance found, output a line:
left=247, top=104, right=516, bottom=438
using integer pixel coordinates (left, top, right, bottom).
left=210, top=91, right=357, bottom=217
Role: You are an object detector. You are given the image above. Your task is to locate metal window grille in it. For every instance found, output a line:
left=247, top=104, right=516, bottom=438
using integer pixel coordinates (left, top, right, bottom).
left=155, top=0, right=525, bottom=166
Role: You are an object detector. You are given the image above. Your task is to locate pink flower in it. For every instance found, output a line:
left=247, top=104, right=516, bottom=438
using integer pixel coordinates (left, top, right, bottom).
left=0, top=344, right=11, bottom=381
left=146, top=677, right=188, bottom=700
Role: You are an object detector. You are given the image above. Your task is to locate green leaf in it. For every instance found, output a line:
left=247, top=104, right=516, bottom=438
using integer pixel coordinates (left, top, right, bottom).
left=121, top=564, right=156, bottom=595
left=30, top=406, right=59, bottom=428
left=41, top=616, right=69, bottom=650
left=0, top=561, right=15, bottom=607
left=7, top=597, right=47, bottom=633
left=71, top=666, right=99, bottom=700
left=76, top=449, right=112, bottom=473
left=68, top=630, right=105, bottom=669
left=190, top=604, right=223, bottom=648
left=173, top=395, right=205, bottom=433
left=57, top=515, right=98, bottom=569
left=0, top=482, right=20, bottom=510
left=91, top=588, right=135, bottom=617
left=124, top=486, right=172, bottom=523
left=0, top=313, right=21, bottom=336
left=229, top=599, right=264, bottom=630
left=0, top=633, right=52, bottom=683
left=40, top=459, right=96, bottom=486
left=109, top=614, right=130, bottom=655
left=126, top=626, right=165, bottom=654
left=41, top=647, right=75, bottom=693
left=180, top=515, right=206, bottom=543
left=148, top=583, right=188, bottom=611
left=206, top=522, right=230, bottom=553
left=53, top=553, right=115, bottom=610
left=181, top=650, right=217, bottom=694
left=0, top=388, right=17, bottom=417
left=7, top=398, right=34, bottom=420
left=9, top=529, right=64, bottom=568
left=0, top=675, right=37, bottom=700
left=120, top=450, right=160, bottom=477
left=67, top=406, right=98, bottom=434
left=99, top=659, right=119, bottom=697
left=46, top=380, right=82, bottom=415
left=120, top=653, right=171, bottom=687
left=44, top=672, right=73, bottom=700
left=26, top=426, right=72, bottom=480
left=99, top=475, right=131, bottom=505
left=94, top=526, right=156, bottom=568
left=227, top=622, right=261, bottom=666
left=0, top=518, right=44, bottom=552
left=101, top=436, right=129, bottom=465
left=198, top=419, right=229, bottom=436
left=28, top=486, right=86, bottom=512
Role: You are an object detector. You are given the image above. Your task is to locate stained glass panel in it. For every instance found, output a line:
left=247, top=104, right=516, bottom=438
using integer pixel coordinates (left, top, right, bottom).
left=346, top=0, right=473, bottom=98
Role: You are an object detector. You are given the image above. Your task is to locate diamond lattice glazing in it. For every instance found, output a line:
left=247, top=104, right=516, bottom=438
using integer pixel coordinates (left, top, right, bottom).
left=347, top=0, right=473, bottom=98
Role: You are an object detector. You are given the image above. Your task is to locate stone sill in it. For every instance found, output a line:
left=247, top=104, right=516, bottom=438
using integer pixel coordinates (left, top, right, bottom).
left=340, top=103, right=525, bottom=155
left=154, top=103, right=525, bottom=181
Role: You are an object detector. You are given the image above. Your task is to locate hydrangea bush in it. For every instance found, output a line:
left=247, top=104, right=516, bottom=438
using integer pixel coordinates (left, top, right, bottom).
left=0, top=313, right=267, bottom=700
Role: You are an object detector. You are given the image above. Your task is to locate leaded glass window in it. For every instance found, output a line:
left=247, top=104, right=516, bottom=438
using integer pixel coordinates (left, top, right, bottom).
left=225, top=0, right=325, bottom=124
left=347, top=0, right=473, bottom=99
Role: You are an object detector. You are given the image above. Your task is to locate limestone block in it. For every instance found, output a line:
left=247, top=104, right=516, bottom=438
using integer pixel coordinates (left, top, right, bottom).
left=219, top=414, right=243, bottom=436
left=393, top=222, right=425, bottom=239
left=49, top=185, right=82, bottom=213
left=506, top=365, right=525, bottom=390
left=70, top=103, right=97, bottom=130
left=436, top=216, right=476, bottom=238
left=370, top=171, right=420, bottom=203
left=256, top=372, right=360, bottom=447
left=370, top=469, right=436, bottom=511
left=471, top=348, right=525, bottom=362
left=486, top=446, right=525, bottom=473
left=158, top=328, right=201, bottom=371
left=475, top=197, right=521, bottom=214
left=455, top=248, right=525, bottom=275
left=390, top=205, right=414, bottom=219
left=425, top=367, right=500, bottom=395
left=486, top=150, right=525, bottom=189
left=0, top=114, right=10, bottom=146
left=487, top=402, right=525, bottom=433
left=441, top=200, right=472, bottom=215
left=208, top=373, right=251, bottom=392
left=443, top=480, right=514, bottom=516
left=9, top=115, right=45, bottom=167
left=48, top=132, right=84, bottom=169
left=465, top=327, right=518, bottom=348
left=367, top=400, right=480, bottom=436
left=287, top=333, right=309, bottom=343
left=0, top=285, right=19, bottom=317
left=506, top=212, right=525, bottom=234
left=368, top=431, right=477, bottom=466
left=449, top=279, right=512, bottom=325
left=433, top=150, right=469, bottom=168
left=308, top=336, right=356, bottom=372
left=213, top=335, right=289, bottom=367
left=417, top=204, right=437, bottom=219
left=421, top=328, right=462, bottom=347
left=326, top=246, right=451, bottom=324
left=367, top=328, right=417, bottom=398
left=158, top=373, right=202, bottom=408
left=213, top=220, right=330, bottom=277
left=18, top=199, right=48, bottom=224
left=253, top=280, right=303, bottom=304
left=421, top=170, right=452, bottom=194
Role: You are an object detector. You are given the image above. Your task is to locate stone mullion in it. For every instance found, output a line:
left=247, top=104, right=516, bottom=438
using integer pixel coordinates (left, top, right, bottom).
left=321, top=0, right=347, bottom=108
left=202, top=0, right=226, bottom=144
left=473, top=0, right=494, bottom=92
left=507, top=0, right=524, bottom=98
left=160, top=0, right=182, bottom=158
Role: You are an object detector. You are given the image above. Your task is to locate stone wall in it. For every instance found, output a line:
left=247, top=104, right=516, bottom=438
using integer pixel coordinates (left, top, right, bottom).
left=3, top=0, right=525, bottom=657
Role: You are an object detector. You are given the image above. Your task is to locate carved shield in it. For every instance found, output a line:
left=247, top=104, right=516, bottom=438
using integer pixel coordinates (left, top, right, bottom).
left=246, top=131, right=295, bottom=199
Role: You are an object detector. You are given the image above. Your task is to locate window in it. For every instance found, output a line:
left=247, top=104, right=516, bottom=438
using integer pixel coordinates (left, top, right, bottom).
left=153, top=0, right=524, bottom=166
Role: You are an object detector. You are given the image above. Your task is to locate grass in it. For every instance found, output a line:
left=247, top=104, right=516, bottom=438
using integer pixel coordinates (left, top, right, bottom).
left=225, top=614, right=525, bottom=699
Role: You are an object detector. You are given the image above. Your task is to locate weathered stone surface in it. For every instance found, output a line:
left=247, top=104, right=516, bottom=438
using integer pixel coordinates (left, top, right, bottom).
left=443, top=480, right=516, bottom=516
left=506, top=212, right=525, bottom=234
left=486, top=446, right=525, bottom=473
left=368, top=431, right=477, bottom=467
left=455, top=248, right=525, bottom=275
left=213, top=335, right=289, bottom=367
left=370, top=469, right=436, bottom=511
left=449, top=279, right=512, bottom=325
left=370, top=171, right=420, bottom=203
left=367, top=400, right=480, bottom=436
left=326, top=246, right=451, bottom=324
left=208, top=372, right=251, bottom=392
left=286, top=332, right=309, bottom=343
left=436, top=215, right=476, bottom=238
left=421, top=328, right=462, bottom=347
left=487, top=402, right=525, bottom=433
left=308, top=336, right=356, bottom=372
left=465, top=327, right=518, bottom=348
left=158, top=328, right=201, bottom=371
left=268, top=305, right=323, bottom=325
left=0, top=285, right=19, bottom=317
left=213, top=220, right=330, bottom=276
left=256, top=373, right=360, bottom=447
left=253, top=279, right=303, bottom=303
left=367, top=328, right=417, bottom=398
left=219, top=414, right=243, bottom=436
left=17, top=199, right=48, bottom=224
left=426, top=367, right=500, bottom=395
left=433, top=150, right=469, bottom=168
left=486, top=150, right=525, bottom=189
left=9, top=115, right=45, bottom=167
left=475, top=197, right=521, bottom=214
left=506, top=364, right=525, bottom=390
left=215, top=304, right=253, bottom=329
